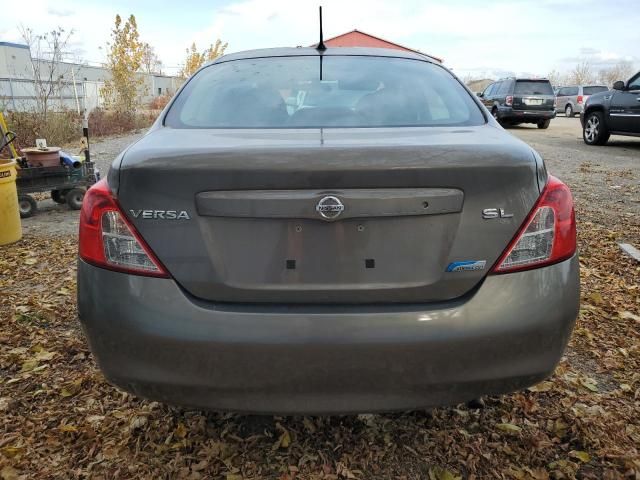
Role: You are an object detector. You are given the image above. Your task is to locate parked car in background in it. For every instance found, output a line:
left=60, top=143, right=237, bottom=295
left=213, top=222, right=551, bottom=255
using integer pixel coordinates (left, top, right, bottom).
left=581, top=72, right=640, bottom=145
left=478, top=78, right=556, bottom=129
left=556, top=85, right=609, bottom=117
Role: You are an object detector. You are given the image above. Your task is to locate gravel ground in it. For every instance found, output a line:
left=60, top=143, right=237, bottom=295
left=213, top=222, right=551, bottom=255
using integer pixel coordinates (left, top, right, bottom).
left=509, top=116, right=640, bottom=234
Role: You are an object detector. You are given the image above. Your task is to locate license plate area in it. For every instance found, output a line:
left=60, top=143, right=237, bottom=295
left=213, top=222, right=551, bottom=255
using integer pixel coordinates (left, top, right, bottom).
left=523, top=98, right=543, bottom=106
left=203, top=214, right=460, bottom=289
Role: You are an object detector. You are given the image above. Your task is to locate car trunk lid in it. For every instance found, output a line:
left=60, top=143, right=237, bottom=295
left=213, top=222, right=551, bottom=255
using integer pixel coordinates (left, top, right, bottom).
left=116, top=126, right=540, bottom=304
left=512, top=80, right=555, bottom=111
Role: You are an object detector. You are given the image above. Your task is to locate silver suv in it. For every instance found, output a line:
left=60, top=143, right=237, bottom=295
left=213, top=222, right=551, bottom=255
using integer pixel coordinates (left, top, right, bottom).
left=556, top=85, right=609, bottom=117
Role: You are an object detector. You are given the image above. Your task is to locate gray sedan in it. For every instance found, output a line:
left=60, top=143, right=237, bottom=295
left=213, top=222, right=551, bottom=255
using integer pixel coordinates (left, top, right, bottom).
left=77, top=47, right=579, bottom=414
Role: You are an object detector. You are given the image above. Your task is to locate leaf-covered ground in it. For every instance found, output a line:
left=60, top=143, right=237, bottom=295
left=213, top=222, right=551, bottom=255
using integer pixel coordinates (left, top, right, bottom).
left=1, top=210, right=639, bottom=478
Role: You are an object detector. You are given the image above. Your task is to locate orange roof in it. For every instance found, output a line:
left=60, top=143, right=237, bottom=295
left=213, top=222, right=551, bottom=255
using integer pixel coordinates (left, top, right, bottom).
left=315, top=29, right=442, bottom=63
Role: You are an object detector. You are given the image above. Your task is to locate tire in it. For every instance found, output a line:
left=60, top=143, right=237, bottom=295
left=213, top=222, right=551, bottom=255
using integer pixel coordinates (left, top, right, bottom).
left=565, top=104, right=574, bottom=118
left=18, top=195, right=37, bottom=218
left=537, top=119, right=551, bottom=129
left=51, top=189, right=69, bottom=204
left=583, top=111, right=610, bottom=145
left=491, top=107, right=503, bottom=126
left=65, top=187, right=86, bottom=210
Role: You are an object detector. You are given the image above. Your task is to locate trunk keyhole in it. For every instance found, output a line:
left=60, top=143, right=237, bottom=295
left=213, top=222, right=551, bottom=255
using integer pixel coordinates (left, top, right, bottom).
left=422, top=201, right=429, bottom=209
left=365, top=259, right=375, bottom=269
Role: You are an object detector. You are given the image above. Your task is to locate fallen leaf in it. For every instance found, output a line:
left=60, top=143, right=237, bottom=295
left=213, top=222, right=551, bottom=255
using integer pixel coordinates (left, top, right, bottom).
left=0, top=466, right=19, bottom=480
left=569, top=450, right=591, bottom=463
left=588, top=292, right=604, bottom=305
left=429, top=466, right=462, bottom=480
left=619, top=311, right=640, bottom=322
left=527, top=381, right=554, bottom=392
left=60, top=379, right=83, bottom=397
left=580, top=377, right=598, bottom=392
left=35, top=349, right=56, bottom=361
left=130, top=415, right=148, bottom=431
left=175, top=422, right=188, bottom=439
left=496, top=423, right=522, bottom=433
left=59, top=424, right=78, bottom=433
left=20, top=358, right=39, bottom=373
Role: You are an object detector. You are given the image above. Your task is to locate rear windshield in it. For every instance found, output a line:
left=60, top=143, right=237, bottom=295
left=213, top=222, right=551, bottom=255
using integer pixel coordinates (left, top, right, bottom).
left=514, top=81, right=554, bottom=95
left=583, top=86, right=608, bottom=95
left=165, top=56, right=485, bottom=128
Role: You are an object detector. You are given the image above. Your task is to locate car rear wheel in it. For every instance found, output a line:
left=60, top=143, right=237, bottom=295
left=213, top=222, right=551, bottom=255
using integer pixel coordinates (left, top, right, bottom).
left=565, top=104, right=574, bottom=118
left=583, top=111, right=609, bottom=145
left=491, top=108, right=504, bottom=126
left=537, top=119, right=551, bottom=129
left=18, top=195, right=37, bottom=218
left=65, top=187, right=86, bottom=210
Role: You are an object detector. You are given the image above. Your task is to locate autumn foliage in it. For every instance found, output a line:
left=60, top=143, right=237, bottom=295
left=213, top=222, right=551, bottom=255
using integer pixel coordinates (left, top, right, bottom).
left=179, top=39, right=228, bottom=78
left=101, top=15, right=147, bottom=113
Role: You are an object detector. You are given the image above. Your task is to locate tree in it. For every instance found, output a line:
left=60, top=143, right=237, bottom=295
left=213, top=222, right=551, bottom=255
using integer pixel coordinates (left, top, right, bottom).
left=101, top=14, right=146, bottom=112
left=19, top=26, right=78, bottom=119
left=179, top=40, right=228, bottom=78
left=598, top=60, right=635, bottom=87
left=547, top=69, right=567, bottom=88
left=204, top=39, right=227, bottom=62
left=179, top=43, right=204, bottom=79
left=141, top=42, right=163, bottom=75
left=567, top=61, right=596, bottom=85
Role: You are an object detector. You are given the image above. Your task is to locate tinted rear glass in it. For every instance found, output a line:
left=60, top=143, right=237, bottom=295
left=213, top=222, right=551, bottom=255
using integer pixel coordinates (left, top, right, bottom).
left=165, top=56, right=485, bottom=128
left=583, top=86, right=608, bottom=95
left=514, top=81, right=554, bottom=95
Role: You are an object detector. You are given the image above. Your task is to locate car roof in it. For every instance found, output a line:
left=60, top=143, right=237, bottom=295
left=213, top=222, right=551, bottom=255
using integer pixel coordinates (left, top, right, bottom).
left=493, top=78, right=551, bottom=83
left=206, top=47, right=437, bottom=67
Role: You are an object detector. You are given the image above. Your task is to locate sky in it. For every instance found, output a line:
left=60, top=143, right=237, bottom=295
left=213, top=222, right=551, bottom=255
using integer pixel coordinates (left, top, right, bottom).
left=0, top=0, right=638, bottom=79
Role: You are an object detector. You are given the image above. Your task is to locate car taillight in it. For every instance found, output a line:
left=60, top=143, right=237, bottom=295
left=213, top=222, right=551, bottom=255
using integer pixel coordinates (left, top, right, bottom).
left=505, top=95, right=513, bottom=106
left=577, top=95, right=583, bottom=104
left=79, top=179, right=169, bottom=277
left=491, top=175, right=576, bottom=274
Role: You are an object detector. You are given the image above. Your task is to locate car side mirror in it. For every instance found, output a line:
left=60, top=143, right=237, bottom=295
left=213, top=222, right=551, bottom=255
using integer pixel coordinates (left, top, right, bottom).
left=476, top=92, right=484, bottom=98
left=612, top=81, right=625, bottom=91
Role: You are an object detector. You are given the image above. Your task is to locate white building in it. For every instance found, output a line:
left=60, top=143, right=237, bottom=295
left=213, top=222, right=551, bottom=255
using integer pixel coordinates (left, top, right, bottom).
left=0, top=41, right=181, bottom=112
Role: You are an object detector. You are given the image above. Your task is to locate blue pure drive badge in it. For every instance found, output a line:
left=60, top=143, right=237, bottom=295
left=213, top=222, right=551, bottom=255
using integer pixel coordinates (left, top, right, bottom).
left=446, top=260, right=487, bottom=272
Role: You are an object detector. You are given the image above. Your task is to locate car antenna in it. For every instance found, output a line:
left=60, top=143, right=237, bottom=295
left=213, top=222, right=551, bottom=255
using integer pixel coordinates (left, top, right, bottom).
left=316, top=6, right=326, bottom=81
left=316, top=6, right=326, bottom=51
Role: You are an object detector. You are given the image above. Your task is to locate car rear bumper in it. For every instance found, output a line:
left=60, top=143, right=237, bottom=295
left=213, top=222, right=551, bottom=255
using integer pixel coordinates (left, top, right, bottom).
left=499, top=107, right=556, bottom=121
left=78, top=256, right=580, bottom=414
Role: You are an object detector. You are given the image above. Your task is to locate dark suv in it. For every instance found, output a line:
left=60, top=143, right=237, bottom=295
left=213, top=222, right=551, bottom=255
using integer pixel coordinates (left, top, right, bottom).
left=581, top=71, right=640, bottom=145
left=479, top=78, right=556, bottom=129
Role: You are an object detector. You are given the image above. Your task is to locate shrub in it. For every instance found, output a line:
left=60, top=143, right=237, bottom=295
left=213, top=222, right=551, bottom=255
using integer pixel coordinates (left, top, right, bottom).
left=88, top=109, right=156, bottom=137
left=1, top=109, right=157, bottom=158
left=148, top=94, right=172, bottom=110
left=4, top=110, right=82, bottom=153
